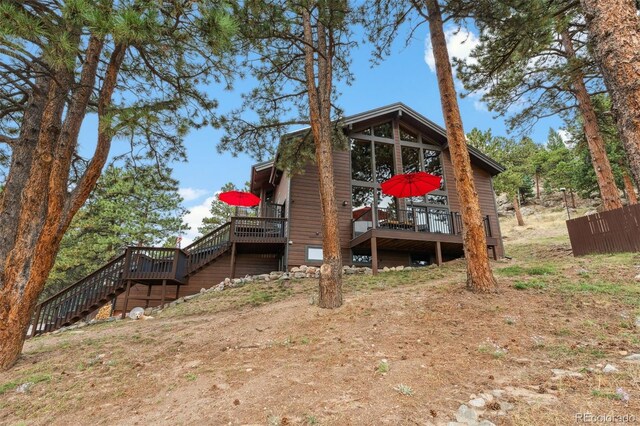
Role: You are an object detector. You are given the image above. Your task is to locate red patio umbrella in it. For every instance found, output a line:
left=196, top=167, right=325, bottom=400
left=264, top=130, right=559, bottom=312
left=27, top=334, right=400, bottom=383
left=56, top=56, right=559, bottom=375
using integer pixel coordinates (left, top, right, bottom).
left=381, top=171, right=442, bottom=199
left=218, top=190, right=261, bottom=207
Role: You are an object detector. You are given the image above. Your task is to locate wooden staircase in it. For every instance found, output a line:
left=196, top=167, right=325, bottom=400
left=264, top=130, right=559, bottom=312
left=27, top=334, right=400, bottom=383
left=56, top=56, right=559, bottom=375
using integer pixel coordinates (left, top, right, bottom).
left=29, top=222, right=234, bottom=337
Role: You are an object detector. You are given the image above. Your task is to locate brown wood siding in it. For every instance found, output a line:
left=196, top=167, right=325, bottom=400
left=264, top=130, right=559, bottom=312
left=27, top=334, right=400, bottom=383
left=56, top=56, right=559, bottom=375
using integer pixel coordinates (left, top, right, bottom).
left=274, top=171, right=289, bottom=205
left=287, top=148, right=353, bottom=268
left=442, top=150, right=504, bottom=258
left=377, top=250, right=410, bottom=268
left=114, top=252, right=280, bottom=311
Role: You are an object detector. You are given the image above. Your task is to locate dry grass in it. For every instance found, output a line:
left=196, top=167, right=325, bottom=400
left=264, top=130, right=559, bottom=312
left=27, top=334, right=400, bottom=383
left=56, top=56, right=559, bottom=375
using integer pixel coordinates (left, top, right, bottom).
left=1, top=211, right=640, bottom=425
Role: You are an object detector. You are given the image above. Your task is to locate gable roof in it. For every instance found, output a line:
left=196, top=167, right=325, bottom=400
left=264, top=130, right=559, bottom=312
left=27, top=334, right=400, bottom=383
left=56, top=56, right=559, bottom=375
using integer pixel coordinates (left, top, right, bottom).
left=252, top=102, right=505, bottom=188
left=341, top=102, right=505, bottom=176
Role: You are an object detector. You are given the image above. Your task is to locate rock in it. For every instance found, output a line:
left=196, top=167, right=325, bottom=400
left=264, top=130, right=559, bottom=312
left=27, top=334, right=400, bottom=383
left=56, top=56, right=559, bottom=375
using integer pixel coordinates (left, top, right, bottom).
left=307, top=266, right=317, bottom=274
left=15, top=382, right=33, bottom=393
left=213, top=283, right=224, bottom=292
left=455, top=405, right=478, bottom=424
left=396, top=265, right=404, bottom=271
left=636, top=316, right=640, bottom=327
left=291, top=267, right=301, bottom=273
left=382, top=267, right=390, bottom=272
left=635, top=274, right=640, bottom=282
left=602, top=364, right=618, bottom=373
left=184, top=294, right=198, bottom=301
left=233, top=278, right=242, bottom=284
left=498, top=401, right=514, bottom=411
left=404, top=267, right=413, bottom=271
left=584, top=210, right=597, bottom=216
left=144, top=308, right=153, bottom=316
left=293, top=272, right=306, bottom=279
left=224, top=277, right=231, bottom=284
left=551, top=368, right=584, bottom=380
left=344, top=268, right=357, bottom=275
left=478, top=421, right=496, bottom=426
left=175, top=297, right=185, bottom=305
left=623, top=354, right=640, bottom=363
left=479, top=392, right=494, bottom=402
left=278, top=273, right=291, bottom=281
left=469, top=397, right=486, bottom=408
left=299, top=265, right=308, bottom=272
left=619, top=350, right=628, bottom=356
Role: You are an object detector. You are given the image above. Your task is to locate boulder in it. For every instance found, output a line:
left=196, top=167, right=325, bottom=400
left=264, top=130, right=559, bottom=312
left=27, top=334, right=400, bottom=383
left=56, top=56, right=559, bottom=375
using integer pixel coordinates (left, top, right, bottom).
left=293, top=272, right=306, bottom=279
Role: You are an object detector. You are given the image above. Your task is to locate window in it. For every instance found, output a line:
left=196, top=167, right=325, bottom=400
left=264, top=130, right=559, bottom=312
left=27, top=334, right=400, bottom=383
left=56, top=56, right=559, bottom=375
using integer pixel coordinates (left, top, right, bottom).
left=427, top=194, right=447, bottom=205
left=401, top=146, right=420, bottom=174
left=306, top=246, right=323, bottom=262
left=373, top=122, right=393, bottom=138
left=423, top=149, right=444, bottom=189
left=351, top=139, right=372, bottom=182
left=399, top=126, right=417, bottom=142
left=374, top=142, right=394, bottom=184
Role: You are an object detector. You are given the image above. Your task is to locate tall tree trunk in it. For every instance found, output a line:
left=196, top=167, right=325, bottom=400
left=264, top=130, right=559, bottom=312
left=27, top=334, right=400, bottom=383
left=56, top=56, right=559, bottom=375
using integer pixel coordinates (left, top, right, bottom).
left=302, top=8, right=342, bottom=308
left=425, top=0, right=497, bottom=293
left=513, top=194, right=525, bottom=226
left=570, top=190, right=576, bottom=209
left=581, top=0, right=640, bottom=188
left=0, top=42, right=123, bottom=371
left=535, top=169, right=541, bottom=199
left=560, top=29, right=623, bottom=211
left=623, top=171, right=638, bottom=204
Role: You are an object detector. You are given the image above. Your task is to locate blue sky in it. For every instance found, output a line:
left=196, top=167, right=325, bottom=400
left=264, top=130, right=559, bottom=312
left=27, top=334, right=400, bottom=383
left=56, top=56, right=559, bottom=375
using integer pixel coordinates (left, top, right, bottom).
left=89, top=26, right=564, bottom=244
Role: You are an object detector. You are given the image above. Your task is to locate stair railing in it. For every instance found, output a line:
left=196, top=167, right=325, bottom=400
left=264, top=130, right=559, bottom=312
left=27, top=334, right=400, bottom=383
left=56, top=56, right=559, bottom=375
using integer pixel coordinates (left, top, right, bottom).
left=184, top=222, right=231, bottom=274
left=29, top=253, right=127, bottom=337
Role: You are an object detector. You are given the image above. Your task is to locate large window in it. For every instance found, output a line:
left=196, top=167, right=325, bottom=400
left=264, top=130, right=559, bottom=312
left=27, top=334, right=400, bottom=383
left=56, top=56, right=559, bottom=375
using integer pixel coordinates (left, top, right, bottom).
left=374, top=142, right=394, bottom=184
left=351, top=139, right=372, bottom=182
left=350, top=121, right=449, bottom=225
left=400, top=145, right=447, bottom=206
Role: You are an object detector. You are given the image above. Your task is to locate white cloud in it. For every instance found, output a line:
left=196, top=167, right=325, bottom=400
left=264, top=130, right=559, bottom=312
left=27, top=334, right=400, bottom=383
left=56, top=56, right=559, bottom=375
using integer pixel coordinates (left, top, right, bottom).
left=556, top=129, right=576, bottom=148
left=424, top=27, right=480, bottom=74
left=180, top=195, right=215, bottom=246
left=178, top=187, right=209, bottom=202
left=424, top=27, right=486, bottom=111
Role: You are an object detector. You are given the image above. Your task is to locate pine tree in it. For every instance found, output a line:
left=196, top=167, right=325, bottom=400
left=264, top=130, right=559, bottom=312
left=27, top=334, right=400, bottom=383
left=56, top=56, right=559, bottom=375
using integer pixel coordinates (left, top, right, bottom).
left=362, top=0, right=498, bottom=292
left=467, top=129, right=541, bottom=226
left=199, top=182, right=242, bottom=235
left=0, top=1, right=237, bottom=370
left=455, top=0, right=622, bottom=210
left=218, top=0, right=355, bottom=308
left=44, top=164, right=187, bottom=299
left=580, top=0, right=640, bottom=189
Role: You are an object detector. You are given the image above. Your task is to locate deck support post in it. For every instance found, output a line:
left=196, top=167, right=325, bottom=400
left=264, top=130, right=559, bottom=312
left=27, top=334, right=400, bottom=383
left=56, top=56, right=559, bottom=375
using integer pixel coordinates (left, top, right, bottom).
left=435, top=241, right=443, bottom=266
left=175, top=283, right=180, bottom=300
left=490, top=245, right=497, bottom=261
left=230, top=242, right=237, bottom=279
left=371, top=236, right=378, bottom=275
left=145, top=284, right=152, bottom=308
left=121, top=280, right=132, bottom=319
left=161, top=279, right=167, bottom=307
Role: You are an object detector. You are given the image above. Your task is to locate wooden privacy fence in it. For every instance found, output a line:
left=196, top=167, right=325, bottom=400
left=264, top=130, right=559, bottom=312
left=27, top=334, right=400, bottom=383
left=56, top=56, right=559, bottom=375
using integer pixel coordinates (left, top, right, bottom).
left=566, top=204, right=640, bottom=256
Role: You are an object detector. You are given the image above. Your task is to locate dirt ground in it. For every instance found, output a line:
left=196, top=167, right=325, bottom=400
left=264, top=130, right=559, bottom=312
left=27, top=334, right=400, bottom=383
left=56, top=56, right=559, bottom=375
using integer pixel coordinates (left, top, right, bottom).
left=1, top=211, right=640, bottom=425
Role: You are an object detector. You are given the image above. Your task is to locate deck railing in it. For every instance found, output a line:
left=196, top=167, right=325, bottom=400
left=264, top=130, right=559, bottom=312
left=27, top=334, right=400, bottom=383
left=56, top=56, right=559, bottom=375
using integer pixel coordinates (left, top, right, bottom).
left=124, top=247, right=188, bottom=282
left=234, top=202, right=285, bottom=219
left=352, top=206, right=492, bottom=239
left=231, top=217, right=288, bottom=242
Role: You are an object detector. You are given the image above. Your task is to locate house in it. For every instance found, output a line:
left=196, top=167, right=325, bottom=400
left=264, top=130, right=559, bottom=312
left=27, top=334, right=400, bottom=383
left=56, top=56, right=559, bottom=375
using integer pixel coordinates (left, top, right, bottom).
left=29, top=103, right=504, bottom=336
